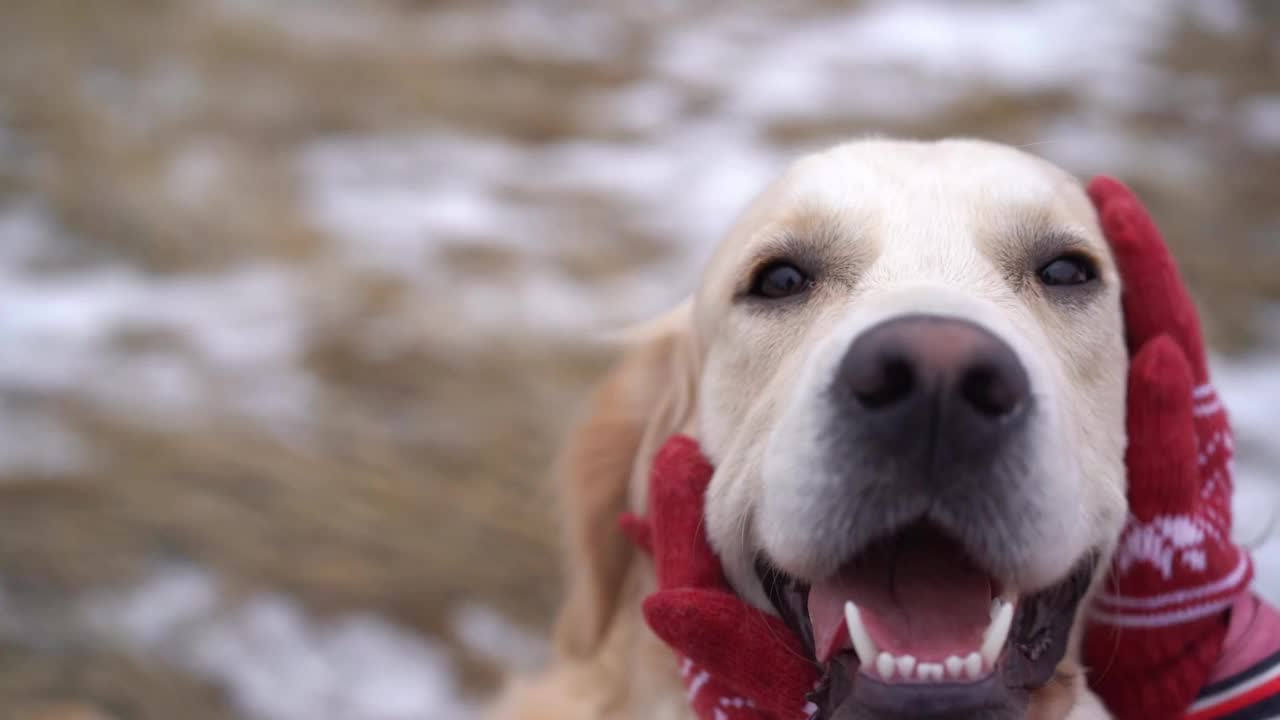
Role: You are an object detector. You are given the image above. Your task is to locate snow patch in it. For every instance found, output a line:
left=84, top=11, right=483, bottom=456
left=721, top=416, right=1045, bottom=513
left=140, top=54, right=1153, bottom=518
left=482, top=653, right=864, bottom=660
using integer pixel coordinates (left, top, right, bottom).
left=84, top=564, right=476, bottom=720
left=298, top=129, right=780, bottom=340
left=452, top=605, right=548, bottom=674
left=1239, top=96, right=1280, bottom=149
left=655, top=0, right=1190, bottom=123
left=0, top=400, right=93, bottom=476
left=0, top=265, right=311, bottom=422
left=1216, top=346, right=1280, bottom=605
left=1034, top=116, right=1203, bottom=181
left=0, top=201, right=312, bottom=426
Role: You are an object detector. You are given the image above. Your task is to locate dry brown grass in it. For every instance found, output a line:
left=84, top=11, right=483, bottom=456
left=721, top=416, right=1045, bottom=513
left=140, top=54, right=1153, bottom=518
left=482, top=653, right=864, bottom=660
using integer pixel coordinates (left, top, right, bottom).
left=0, top=643, right=229, bottom=720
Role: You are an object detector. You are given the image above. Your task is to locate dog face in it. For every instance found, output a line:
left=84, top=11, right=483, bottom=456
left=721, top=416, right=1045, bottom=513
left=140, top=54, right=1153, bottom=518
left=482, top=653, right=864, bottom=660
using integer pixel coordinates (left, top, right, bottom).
left=529, top=138, right=1128, bottom=720
left=690, top=139, right=1128, bottom=717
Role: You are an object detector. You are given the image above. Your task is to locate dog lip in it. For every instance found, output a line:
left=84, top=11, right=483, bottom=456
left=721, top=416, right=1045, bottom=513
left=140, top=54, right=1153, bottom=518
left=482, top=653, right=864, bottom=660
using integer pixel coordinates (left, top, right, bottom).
left=758, top=552, right=1098, bottom=719
left=755, top=557, right=814, bottom=655
left=845, top=655, right=1006, bottom=716
left=1002, top=551, right=1098, bottom=689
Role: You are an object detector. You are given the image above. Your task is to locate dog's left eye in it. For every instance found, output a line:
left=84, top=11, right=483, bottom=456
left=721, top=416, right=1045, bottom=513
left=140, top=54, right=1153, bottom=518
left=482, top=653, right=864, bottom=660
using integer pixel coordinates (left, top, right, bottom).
left=750, top=262, right=812, bottom=299
left=1038, top=255, right=1097, bottom=287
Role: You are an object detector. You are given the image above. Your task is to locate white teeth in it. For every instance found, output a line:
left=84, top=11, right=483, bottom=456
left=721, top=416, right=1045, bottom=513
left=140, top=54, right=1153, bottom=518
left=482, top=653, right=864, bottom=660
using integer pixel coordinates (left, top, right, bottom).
left=848, top=597, right=1017, bottom=684
left=963, top=652, right=983, bottom=680
left=845, top=601, right=879, bottom=667
left=918, top=663, right=944, bottom=682
left=944, top=656, right=964, bottom=678
left=896, top=654, right=916, bottom=678
left=981, top=599, right=1014, bottom=667
left=863, top=650, right=985, bottom=684
left=876, top=652, right=896, bottom=680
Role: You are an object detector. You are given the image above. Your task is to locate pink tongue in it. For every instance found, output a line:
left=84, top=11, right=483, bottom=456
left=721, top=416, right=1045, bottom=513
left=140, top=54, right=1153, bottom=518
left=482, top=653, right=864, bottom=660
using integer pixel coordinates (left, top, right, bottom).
left=808, top=527, right=994, bottom=663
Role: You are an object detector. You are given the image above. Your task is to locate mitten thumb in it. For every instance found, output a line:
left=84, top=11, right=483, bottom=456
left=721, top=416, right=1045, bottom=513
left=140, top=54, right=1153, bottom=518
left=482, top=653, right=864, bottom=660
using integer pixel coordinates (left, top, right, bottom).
left=644, top=589, right=819, bottom=719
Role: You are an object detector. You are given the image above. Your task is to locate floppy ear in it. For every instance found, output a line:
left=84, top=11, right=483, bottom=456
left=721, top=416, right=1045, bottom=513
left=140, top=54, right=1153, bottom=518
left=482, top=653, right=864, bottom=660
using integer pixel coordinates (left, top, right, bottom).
left=551, top=302, right=697, bottom=659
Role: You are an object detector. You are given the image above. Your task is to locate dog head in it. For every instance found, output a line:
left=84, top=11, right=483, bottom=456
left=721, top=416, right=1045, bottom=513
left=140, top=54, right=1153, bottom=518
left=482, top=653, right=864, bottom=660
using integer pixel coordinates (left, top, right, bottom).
left=552, top=138, right=1128, bottom=720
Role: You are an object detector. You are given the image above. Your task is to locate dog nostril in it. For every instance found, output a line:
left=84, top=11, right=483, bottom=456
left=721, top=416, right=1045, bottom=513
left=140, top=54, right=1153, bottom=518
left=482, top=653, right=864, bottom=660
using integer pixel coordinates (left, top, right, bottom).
left=960, top=362, right=1025, bottom=417
left=852, top=355, right=916, bottom=410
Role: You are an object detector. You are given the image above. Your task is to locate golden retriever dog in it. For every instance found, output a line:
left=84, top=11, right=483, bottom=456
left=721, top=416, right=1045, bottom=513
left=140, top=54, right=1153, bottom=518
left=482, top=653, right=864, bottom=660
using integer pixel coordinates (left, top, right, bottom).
left=491, top=138, right=1128, bottom=720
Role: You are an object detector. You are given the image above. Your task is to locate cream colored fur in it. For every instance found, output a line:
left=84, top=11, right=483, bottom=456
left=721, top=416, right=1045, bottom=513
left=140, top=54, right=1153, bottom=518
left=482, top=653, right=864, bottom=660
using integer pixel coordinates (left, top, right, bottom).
left=492, top=139, right=1128, bottom=720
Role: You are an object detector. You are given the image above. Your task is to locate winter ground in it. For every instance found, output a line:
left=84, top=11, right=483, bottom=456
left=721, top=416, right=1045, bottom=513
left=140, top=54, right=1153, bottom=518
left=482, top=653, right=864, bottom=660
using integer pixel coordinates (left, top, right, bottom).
left=0, top=1, right=1277, bottom=717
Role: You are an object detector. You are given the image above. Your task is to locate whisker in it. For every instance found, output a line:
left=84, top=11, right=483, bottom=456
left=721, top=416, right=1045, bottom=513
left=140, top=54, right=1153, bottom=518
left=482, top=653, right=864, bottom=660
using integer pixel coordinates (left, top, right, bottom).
left=1013, top=139, right=1066, bottom=152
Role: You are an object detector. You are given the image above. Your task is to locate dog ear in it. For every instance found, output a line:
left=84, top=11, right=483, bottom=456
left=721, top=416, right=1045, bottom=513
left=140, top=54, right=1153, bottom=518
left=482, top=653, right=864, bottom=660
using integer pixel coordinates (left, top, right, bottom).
left=551, top=301, right=697, bottom=659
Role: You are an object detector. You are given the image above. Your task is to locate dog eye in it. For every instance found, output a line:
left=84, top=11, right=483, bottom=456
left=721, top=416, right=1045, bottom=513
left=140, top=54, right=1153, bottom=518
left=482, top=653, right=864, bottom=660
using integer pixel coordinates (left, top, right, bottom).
left=750, top=262, right=811, bottom=299
left=1038, top=255, right=1097, bottom=287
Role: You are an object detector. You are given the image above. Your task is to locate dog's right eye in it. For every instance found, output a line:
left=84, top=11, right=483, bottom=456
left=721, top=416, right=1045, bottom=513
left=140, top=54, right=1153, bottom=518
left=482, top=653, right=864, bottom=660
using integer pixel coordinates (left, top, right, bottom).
left=750, top=262, right=812, bottom=299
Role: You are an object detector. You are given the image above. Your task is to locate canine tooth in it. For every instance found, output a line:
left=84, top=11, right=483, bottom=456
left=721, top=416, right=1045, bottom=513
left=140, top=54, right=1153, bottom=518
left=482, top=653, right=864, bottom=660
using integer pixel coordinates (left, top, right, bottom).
left=944, top=655, right=964, bottom=678
left=844, top=601, right=879, bottom=667
left=980, top=600, right=1014, bottom=667
left=963, top=652, right=983, bottom=680
left=918, top=663, right=944, bottom=682
left=895, top=654, right=916, bottom=678
left=876, top=652, right=895, bottom=680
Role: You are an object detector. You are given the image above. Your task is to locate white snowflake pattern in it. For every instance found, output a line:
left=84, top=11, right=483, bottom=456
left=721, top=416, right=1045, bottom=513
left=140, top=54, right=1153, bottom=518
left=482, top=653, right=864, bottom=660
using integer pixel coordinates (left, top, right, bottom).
left=1116, top=514, right=1219, bottom=578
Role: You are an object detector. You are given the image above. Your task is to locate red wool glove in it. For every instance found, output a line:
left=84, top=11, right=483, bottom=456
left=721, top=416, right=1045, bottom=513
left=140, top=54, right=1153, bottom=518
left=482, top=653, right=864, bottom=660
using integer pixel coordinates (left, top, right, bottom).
left=620, top=435, right=819, bottom=720
left=1082, top=177, right=1253, bottom=719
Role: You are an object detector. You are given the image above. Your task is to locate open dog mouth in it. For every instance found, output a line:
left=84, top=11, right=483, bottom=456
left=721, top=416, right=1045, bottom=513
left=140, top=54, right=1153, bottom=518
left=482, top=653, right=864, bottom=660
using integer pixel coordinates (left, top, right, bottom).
left=757, top=523, right=1097, bottom=718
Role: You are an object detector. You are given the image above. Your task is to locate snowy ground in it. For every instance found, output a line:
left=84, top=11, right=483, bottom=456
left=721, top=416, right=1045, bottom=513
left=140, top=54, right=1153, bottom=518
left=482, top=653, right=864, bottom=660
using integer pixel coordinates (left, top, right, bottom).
left=0, top=0, right=1277, bottom=717
left=75, top=564, right=539, bottom=720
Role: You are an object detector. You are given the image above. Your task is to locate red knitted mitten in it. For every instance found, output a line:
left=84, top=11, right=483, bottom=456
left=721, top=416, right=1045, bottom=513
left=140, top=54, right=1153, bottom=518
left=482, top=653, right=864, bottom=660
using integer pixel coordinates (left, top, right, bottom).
left=1083, top=177, right=1253, bottom=719
left=621, top=435, right=820, bottom=720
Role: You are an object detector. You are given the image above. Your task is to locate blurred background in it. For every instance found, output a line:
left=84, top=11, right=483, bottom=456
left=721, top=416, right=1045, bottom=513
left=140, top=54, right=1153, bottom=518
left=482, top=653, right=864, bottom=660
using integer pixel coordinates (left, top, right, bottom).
left=0, top=1, right=1277, bottom=718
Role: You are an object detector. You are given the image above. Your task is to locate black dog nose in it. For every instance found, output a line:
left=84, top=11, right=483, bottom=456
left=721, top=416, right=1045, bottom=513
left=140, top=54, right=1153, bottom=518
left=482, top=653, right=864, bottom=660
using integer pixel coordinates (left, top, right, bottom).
left=837, top=315, right=1030, bottom=462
